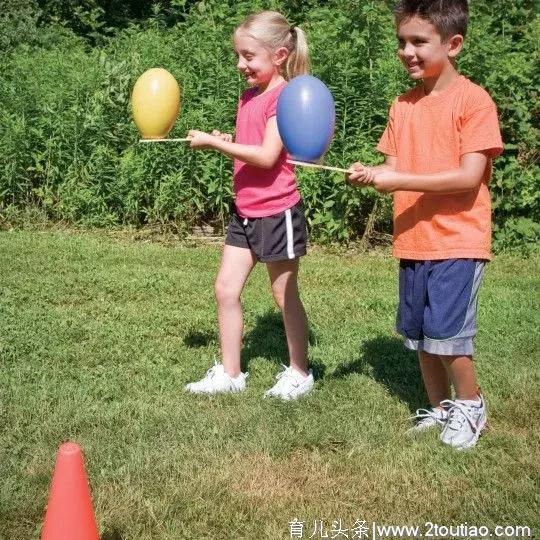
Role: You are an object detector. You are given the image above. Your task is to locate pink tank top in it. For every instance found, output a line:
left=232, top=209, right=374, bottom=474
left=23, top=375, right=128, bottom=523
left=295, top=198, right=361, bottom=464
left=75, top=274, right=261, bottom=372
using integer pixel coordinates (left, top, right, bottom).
left=233, top=81, right=300, bottom=218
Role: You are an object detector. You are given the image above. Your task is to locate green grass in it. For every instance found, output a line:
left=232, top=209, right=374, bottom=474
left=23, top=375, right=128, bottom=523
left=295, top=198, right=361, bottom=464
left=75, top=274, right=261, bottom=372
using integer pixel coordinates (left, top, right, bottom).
left=0, top=230, right=538, bottom=539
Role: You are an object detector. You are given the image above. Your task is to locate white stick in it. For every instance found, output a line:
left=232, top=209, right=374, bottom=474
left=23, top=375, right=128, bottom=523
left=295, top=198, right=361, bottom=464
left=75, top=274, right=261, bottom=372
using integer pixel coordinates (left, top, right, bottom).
left=287, top=159, right=352, bottom=174
left=139, top=138, right=191, bottom=143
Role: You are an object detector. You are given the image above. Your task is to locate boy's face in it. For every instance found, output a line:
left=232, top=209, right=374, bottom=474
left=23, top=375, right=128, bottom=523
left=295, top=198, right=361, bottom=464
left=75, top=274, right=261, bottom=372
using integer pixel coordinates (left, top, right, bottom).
left=396, top=16, right=461, bottom=81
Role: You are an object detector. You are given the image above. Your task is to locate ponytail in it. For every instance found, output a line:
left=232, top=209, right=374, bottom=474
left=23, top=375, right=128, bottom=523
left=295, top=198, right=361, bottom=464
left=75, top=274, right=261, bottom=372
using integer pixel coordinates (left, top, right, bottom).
left=285, top=26, right=310, bottom=79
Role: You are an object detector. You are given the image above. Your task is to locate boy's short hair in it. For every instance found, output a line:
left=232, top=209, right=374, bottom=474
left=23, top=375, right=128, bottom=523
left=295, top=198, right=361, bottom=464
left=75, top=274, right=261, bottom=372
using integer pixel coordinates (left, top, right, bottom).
left=394, top=0, right=469, bottom=40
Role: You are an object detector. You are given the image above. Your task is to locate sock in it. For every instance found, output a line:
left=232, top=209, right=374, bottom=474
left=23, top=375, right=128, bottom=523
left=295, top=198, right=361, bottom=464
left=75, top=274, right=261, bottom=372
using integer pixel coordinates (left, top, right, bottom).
left=456, top=396, right=482, bottom=407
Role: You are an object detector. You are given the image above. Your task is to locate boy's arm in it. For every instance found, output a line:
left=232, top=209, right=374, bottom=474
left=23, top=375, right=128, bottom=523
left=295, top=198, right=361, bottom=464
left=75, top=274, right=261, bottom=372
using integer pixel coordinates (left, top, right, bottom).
left=373, top=152, right=489, bottom=193
left=187, top=117, right=283, bottom=170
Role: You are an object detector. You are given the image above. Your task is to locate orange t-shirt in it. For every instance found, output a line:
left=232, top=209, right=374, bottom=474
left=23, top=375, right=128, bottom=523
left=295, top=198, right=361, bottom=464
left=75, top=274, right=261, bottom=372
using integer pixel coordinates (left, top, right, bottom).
left=377, top=75, right=503, bottom=260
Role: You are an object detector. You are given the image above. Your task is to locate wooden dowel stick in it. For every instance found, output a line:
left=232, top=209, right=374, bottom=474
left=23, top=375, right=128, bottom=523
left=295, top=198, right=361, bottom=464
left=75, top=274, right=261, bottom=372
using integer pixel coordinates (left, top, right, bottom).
left=139, top=138, right=190, bottom=143
left=287, top=159, right=352, bottom=174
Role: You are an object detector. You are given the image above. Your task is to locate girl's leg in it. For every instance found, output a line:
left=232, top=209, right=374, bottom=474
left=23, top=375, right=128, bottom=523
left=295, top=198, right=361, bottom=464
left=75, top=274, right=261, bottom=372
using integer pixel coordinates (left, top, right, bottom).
left=419, top=350, right=451, bottom=407
left=215, top=245, right=257, bottom=377
left=266, top=259, right=309, bottom=376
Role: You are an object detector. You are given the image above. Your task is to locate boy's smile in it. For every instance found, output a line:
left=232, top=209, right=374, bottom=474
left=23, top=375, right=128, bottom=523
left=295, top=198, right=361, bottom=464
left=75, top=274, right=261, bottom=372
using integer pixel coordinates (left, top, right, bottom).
left=396, top=16, right=462, bottom=87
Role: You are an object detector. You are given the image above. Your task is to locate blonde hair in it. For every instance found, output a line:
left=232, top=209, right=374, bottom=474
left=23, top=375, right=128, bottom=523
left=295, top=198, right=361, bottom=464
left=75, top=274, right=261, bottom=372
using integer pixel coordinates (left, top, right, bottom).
left=236, top=11, right=310, bottom=80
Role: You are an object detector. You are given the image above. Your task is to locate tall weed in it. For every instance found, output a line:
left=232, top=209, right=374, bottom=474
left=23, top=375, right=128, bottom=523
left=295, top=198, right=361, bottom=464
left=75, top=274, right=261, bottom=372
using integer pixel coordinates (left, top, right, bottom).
left=0, top=0, right=538, bottom=249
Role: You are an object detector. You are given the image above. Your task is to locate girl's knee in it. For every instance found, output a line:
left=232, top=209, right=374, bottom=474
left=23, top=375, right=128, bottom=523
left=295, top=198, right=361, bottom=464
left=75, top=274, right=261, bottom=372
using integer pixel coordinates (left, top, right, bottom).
left=215, top=278, right=240, bottom=305
left=272, top=289, right=286, bottom=310
left=271, top=284, right=300, bottom=311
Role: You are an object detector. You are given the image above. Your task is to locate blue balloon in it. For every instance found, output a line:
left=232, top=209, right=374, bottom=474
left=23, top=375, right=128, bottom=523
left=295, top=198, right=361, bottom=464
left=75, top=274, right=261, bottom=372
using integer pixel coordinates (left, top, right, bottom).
left=277, top=75, right=336, bottom=163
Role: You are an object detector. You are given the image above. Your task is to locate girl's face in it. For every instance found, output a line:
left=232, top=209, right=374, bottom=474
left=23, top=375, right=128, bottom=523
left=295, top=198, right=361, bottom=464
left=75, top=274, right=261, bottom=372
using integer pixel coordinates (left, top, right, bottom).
left=234, top=30, right=285, bottom=87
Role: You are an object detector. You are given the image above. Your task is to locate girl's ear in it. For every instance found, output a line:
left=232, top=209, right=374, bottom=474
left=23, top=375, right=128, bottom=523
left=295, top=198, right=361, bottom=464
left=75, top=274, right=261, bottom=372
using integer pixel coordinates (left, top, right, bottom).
left=447, top=34, right=464, bottom=58
left=273, top=46, right=289, bottom=67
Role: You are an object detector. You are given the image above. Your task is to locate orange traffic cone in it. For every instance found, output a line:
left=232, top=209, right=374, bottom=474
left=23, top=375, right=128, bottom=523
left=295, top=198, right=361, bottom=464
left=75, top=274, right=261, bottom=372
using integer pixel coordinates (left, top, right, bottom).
left=41, top=442, right=99, bottom=540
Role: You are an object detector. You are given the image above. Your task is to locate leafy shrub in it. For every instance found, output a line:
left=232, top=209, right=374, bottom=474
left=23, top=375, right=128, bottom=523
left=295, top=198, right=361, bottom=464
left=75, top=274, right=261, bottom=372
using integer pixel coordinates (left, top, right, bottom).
left=0, top=0, right=538, bottom=250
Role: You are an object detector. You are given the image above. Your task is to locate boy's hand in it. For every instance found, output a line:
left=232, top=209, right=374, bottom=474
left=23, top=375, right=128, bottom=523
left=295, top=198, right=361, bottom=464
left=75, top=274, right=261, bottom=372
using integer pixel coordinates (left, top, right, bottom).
left=347, top=162, right=375, bottom=186
left=211, top=130, right=233, bottom=142
left=187, top=130, right=218, bottom=149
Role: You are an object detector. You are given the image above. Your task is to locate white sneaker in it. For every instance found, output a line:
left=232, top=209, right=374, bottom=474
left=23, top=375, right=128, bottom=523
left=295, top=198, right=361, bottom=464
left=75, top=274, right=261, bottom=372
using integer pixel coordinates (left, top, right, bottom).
left=440, top=394, right=487, bottom=450
left=185, top=362, right=247, bottom=394
left=406, top=406, right=449, bottom=436
left=264, top=365, right=314, bottom=401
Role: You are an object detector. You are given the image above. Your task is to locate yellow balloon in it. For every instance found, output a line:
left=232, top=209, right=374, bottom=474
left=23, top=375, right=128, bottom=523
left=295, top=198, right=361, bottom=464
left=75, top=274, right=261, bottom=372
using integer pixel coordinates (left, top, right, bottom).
left=131, top=68, right=181, bottom=139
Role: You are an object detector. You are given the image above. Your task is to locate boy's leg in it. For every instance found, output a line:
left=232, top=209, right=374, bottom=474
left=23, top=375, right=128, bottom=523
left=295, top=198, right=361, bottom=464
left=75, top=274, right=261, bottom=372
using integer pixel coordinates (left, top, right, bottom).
left=420, top=260, right=487, bottom=448
left=402, top=350, right=451, bottom=434
left=266, top=259, right=309, bottom=376
left=419, top=351, right=451, bottom=407
left=440, top=354, right=486, bottom=449
left=440, top=354, right=478, bottom=400
left=215, top=244, right=257, bottom=377
left=396, top=260, right=448, bottom=432
left=421, top=258, right=485, bottom=402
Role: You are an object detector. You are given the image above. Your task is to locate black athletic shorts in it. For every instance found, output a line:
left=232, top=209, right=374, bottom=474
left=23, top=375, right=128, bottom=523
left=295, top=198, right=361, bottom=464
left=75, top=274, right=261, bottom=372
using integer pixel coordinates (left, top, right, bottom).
left=225, top=200, right=308, bottom=262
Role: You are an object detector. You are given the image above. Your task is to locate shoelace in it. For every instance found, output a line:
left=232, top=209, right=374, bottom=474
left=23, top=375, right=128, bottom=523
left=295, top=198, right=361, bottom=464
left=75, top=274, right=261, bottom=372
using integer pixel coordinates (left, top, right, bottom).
left=203, top=363, right=246, bottom=383
left=409, top=408, right=446, bottom=425
left=273, top=365, right=299, bottom=389
left=203, top=362, right=220, bottom=380
left=440, top=399, right=478, bottom=433
left=274, top=364, right=289, bottom=380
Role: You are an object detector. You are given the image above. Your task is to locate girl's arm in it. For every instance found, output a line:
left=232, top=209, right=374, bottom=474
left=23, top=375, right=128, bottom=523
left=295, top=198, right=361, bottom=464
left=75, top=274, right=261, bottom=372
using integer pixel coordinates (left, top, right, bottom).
left=188, top=117, right=284, bottom=170
left=210, top=130, right=232, bottom=142
left=372, top=152, right=489, bottom=193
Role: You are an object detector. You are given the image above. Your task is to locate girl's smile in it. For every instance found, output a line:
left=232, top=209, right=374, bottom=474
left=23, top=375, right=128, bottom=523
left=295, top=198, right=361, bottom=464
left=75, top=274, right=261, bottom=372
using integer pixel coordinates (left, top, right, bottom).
left=234, top=30, right=284, bottom=90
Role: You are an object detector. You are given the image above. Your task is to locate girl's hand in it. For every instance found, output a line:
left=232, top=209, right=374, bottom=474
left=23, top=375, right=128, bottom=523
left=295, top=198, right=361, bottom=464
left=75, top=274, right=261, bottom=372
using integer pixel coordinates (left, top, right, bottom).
left=187, top=130, right=217, bottom=149
left=347, top=162, right=375, bottom=186
left=211, top=130, right=233, bottom=142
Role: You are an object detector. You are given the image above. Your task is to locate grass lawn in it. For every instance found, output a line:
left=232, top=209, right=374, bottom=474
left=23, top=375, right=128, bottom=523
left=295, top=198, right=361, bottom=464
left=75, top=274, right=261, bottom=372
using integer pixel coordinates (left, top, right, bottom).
left=0, top=230, right=538, bottom=539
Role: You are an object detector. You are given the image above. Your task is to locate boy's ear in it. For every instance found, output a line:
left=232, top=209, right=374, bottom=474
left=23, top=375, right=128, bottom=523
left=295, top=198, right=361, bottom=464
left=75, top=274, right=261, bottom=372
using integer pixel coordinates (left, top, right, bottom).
left=447, top=34, right=464, bottom=58
left=273, top=46, right=289, bottom=66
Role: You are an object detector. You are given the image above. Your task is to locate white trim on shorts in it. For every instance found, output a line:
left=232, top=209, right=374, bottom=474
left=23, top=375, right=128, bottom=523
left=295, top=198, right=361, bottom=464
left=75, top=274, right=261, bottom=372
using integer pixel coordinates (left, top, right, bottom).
left=285, top=208, right=295, bottom=259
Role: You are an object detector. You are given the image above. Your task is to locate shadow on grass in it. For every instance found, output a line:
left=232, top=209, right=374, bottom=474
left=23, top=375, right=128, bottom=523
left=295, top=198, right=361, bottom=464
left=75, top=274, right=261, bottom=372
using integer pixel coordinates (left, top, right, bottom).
left=242, top=310, right=323, bottom=375
left=183, top=329, right=217, bottom=348
left=183, top=309, right=323, bottom=376
left=333, top=335, right=426, bottom=412
left=101, top=528, right=123, bottom=540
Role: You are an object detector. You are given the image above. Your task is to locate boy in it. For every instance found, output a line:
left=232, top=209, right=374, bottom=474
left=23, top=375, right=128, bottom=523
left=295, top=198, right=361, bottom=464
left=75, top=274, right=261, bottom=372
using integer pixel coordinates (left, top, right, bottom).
left=348, top=0, right=503, bottom=449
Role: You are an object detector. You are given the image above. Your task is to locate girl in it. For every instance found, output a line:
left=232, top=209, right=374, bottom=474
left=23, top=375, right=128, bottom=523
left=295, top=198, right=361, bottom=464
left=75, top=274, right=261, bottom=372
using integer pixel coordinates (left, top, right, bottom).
left=185, top=11, right=313, bottom=400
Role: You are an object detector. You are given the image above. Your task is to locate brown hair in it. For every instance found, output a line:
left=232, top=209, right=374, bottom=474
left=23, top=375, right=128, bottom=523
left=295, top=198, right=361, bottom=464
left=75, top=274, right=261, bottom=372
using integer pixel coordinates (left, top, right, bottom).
left=394, top=0, right=469, bottom=40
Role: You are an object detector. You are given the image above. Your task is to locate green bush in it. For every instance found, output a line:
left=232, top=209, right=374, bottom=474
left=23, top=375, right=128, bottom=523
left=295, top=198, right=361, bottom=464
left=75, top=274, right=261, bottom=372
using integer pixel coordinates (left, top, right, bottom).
left=0, top=0, right=538, bottom=250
